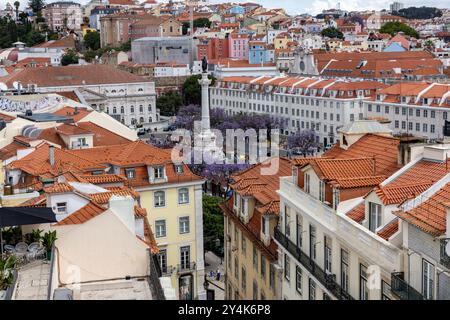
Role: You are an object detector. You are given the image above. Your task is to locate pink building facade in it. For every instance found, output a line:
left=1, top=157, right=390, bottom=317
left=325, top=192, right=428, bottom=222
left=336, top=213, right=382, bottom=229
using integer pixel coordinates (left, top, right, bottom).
left=228, top=33, right=249, bottom=60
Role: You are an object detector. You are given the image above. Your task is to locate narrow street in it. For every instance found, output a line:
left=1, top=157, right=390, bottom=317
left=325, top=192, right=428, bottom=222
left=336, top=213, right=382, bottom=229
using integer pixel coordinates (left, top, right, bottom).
left=204, top=251, right=225, bottom=300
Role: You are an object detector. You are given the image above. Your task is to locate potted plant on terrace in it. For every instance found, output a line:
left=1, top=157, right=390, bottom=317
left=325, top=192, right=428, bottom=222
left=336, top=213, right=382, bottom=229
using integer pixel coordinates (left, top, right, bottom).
left=42, top=231, right=57, bottom=261
left=0, top=255, right=17, bottom=300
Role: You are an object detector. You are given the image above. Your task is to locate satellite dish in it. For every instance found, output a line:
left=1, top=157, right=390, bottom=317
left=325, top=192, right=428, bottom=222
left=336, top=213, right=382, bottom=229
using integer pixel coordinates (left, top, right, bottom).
left=0, top=82, right=7, bottom=91
left=446, top=241, right=450, bottom=256
left=12, top=81, right=22, bottom=90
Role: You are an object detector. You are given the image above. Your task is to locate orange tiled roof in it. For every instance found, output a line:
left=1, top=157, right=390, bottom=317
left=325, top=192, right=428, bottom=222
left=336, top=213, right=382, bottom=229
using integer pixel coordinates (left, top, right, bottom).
left=134, top=206, right=147, bottom=218
left=374, top=182, right=434, bottom=205
left=77, top=174, right=126, bottom=184
left=394, top=183, right=450, bottom=237
left=56, top=123, right=93, bottom=136
left=377, top=218, right=399, bottom=240
left=322, top=134, right=401, bottom=177
left=346, top=202, right=365, bottom=223
left=56, top=201, right=106, bottom=225
left=43, top=182, right=74, bottom=194
left=90, top=186, right=140, bottom=204
left=8, top=143, right=106, bottom=176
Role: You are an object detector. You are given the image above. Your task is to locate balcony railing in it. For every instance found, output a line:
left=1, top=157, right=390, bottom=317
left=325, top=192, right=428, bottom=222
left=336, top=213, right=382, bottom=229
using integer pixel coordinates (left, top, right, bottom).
left=177, top=262, right=196, bottom=274
left=274, top=228, right=354, bottom=300
left=440, top=238, right=450, bottom=269
left=391, top=272, right=424, bottom=300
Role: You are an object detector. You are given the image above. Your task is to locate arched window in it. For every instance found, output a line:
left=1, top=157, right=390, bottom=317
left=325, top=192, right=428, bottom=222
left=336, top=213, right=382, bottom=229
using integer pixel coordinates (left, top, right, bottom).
left=154, top=191, right=165, bottom=207
left=149, top=116, right=152, bottom=123
left=139, top=105, right=143, bottom=113
left=178, top=188, right=189, bottom=204
left=121, top=106, right=124, bottom=114
left=139, top=117, right=144, bottom=123
left=148, top=105, right=152, bottom=112
left=113, top=107, right=117, bottom=114
left=130, top=106, right=135, bottom=113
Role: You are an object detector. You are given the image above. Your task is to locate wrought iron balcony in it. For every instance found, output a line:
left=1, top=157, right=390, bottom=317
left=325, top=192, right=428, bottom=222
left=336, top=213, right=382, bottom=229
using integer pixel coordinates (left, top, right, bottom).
left=440, top=238, right=450, bottom=269
left=177, top=262, right=197, bottom=274
left=274, top=228, right=354, bottom=300
left=391, top=272, right=424, bottom=300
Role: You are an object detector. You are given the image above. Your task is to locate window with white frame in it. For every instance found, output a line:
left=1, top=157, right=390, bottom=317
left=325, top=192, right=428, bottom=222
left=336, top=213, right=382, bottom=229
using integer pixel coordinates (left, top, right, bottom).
left=125, top=168, right=135, bottom=180
left=305, top=173, right=310, bottom=193
left=253, top=244, right=258, bottom=269
left=296, top=214, right=303, bottom=248
left=369, top=202, right=382, bottom=232
left=174, top=164, right=183, bottom=174
left=154, top=191, right=166, bottom=207
left=422, top=259, right=435, bottom=300
left=56, top=202, right=67, bottom=214
left=155, top=220, right=166, bottom=238
left=310, top=224, right=317, bottom=261
left=179, top=216, right=190, bottom=234
left=341, top=249, right=349, bottom=293
left=157, top=249, right=167, bottom=273
left=284, top=254, right=290, bottom=281
left=360, top=264, right=369, bottom=300
left=285, top=205, right=291, bottom=237
left=296, top=266, right=303, bottom=294
left=324, top=236, right=332, bottom=273
left=319, top=180, right=325, bottom=202
left=309, top=278, right=316, bottom=300
left=178, top=188, right=189, bottom=204
left=154, top=166, right=165, bottom=179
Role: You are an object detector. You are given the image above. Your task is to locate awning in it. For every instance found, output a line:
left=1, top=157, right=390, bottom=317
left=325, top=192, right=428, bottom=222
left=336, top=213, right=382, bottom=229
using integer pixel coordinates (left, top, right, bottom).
left=0, top=206, right=57, bottom=227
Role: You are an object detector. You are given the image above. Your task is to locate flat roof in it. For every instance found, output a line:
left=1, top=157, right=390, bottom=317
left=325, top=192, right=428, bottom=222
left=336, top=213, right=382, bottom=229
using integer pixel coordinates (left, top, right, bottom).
left=18, top=113, right=71, bottom=123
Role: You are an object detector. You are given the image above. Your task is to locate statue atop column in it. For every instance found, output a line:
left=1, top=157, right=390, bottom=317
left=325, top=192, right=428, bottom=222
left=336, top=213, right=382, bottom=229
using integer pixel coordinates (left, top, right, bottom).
left=201, top=56, right=208, bottom=73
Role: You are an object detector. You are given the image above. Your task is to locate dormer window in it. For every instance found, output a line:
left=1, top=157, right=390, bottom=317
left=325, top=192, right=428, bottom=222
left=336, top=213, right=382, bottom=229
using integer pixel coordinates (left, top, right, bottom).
left=319, top=180, right=325, bottom=202
left=369, top=202, right=382, bottom=232
left=304, top=173, right=310, bottom=194
left=125, top=168, right=136, bottom=180
left=56, top=202, right=67, bottom=214
left=174, top=164, right=183, bottom=174
left=154, top=166, right=165, bottom=179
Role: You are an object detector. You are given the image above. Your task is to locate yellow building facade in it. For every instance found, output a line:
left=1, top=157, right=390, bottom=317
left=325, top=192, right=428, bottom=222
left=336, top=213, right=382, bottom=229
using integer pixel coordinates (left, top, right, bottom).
left=137, top=180, right=206, bottom=300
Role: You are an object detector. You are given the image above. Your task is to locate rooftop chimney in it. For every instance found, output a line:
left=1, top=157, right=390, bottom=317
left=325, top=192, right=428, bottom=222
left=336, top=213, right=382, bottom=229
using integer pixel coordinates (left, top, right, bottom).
left=49, top=145, right=55, bottom=167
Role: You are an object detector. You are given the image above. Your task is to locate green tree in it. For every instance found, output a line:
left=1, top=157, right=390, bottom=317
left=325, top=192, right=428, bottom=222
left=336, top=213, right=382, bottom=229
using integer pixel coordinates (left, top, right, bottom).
left=61, top=49, right=79, bottom=66
left=28, top=0, right=45, bottom=14
left=193, top=17, right=211, bottom=28
left=202, top=194, right=224, bottom=255
left=393, top=6, right=442, bottom=19
left=182, top=22, right=189, bottom=35
left=156, top=91, right=183, bottom=116
left=182, top=74, right=216, bottom=105
left=321, top=27, right=344, bottom=39
left=379, top=21, right=420, bottom=39
left=84, top=31, right=100, bottom=51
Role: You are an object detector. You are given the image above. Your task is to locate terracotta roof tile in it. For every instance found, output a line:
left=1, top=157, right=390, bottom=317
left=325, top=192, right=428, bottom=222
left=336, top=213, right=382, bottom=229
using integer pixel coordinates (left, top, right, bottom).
left=374, top=182, right=434, bottom=205
left=346, top=202, right=365, bottom=223
left=394, top=183, right=450, bottom=237
left=377, top=218, right=399, bottom=240
left=43, top=182, right=74, bottom=194
left=56, top=201, right=106, bottom=225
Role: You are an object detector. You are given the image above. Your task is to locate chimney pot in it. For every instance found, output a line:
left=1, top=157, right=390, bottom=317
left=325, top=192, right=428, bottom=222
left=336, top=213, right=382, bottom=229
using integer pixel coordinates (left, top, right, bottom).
left=49, top=145, right=55, bottom=167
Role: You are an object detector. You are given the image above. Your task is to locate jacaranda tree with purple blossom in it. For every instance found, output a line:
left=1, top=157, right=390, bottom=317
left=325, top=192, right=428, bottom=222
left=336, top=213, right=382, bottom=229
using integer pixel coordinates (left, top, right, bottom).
left=288, top=129, right=319, bottom=157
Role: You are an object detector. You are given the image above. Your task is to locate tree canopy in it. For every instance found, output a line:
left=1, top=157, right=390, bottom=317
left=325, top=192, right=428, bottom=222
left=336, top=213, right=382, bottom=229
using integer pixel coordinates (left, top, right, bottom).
left=182, top=74, right=216, bottom=105
left=28, top=0, right=45, bottom=14
left=379, top=21, right=420, bottom=39
left=288, top=130, right=319, bottom=156
left=156, top=91, right=183, bottom=116
left=321, top=27, right=344, bottom=39
left=0, top=16, right=47, bottom=48
left=61, top=49, right=79, bottom=66
left=84, top=31, right=100, bottom=51
left=203, top=194, right=224, bottom=256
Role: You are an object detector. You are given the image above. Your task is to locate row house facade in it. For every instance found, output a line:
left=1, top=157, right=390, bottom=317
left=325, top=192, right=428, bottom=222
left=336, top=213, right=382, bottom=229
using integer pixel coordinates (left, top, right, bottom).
left=0, top=64, right=158, bottom=127
left=364, top=83, right=450, bottom=141
left=274, top=124, right=450, bottom=300
left=210, top=75, right=387, bottom=146
left=4, top=140, right=207, bottom=300
left=220, top=158, right=292, bottom=300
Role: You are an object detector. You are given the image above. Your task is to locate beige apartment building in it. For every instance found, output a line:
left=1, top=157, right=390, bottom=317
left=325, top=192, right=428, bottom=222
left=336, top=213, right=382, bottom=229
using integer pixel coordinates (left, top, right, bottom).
left=221, top=158, right=292, bottom=300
